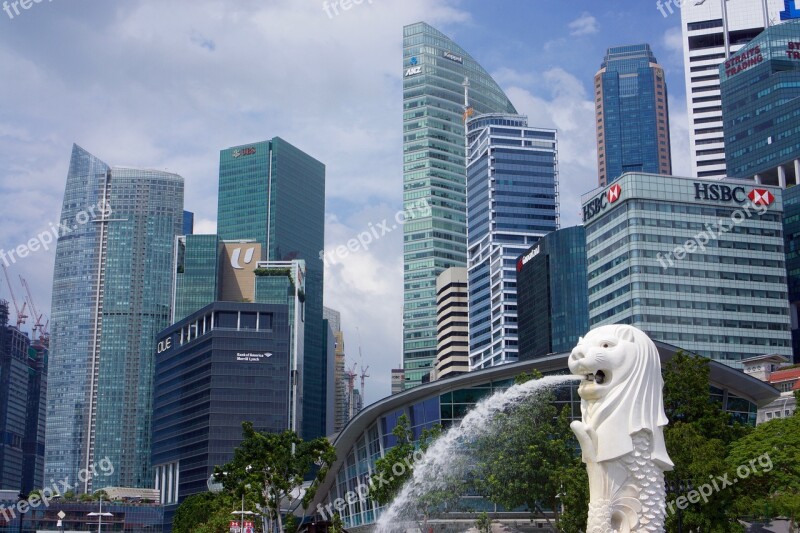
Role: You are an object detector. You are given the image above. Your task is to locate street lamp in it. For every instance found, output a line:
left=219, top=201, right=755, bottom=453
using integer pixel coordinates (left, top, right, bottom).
left=666, top=479, right=694, bottom=533
left=231, top=483, right=254, bottom=533
left=86, top=495, right=113, bottom=533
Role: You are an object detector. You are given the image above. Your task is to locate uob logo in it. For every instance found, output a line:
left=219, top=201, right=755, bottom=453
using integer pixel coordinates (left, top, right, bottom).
left=231, top=247, right=256, bottom=270
left=781, top=0, right=800, bottom=20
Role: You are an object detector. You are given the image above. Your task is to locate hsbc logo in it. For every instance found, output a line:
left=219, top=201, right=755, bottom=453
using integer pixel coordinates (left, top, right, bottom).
left=694, top=183, right=775, bottom=208
left=749, top=188, right=774, bottom=206
left=607, top=184, right=621, bottom=204
left=231, top=247, right=257, bottom=269
left=583, top=184, right=623, bottom=223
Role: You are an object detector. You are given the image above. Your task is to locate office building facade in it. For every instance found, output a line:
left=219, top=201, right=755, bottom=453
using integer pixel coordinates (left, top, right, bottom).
left=434, top=267, right=469, bottom=380
left=323, top=307, right=349, bottom=433
left=46, top=145, right=184, bottom=492
left=517, top=226, right=589, bottom=361
left=584, top=172, right=792, bottom=367
left=721, top=19, right=800, bottom=186
left=151, top=301, right=295, bottom=529
left=784, top=184, right=800, bottom=361
left=402, top=22, right=518, bottom=388
left=0, top=301, right=47, bottom=495
left=466, top=114, right=559, bottom=369
left=217, top=139, right=326, bottom=439
left=595, top=44, right=671, bottom=186
left=679, top=0, right=786, bottom=178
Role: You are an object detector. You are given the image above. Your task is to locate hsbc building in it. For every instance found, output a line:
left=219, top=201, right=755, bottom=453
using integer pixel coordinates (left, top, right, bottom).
left=582, top=172, right=792, bottom=368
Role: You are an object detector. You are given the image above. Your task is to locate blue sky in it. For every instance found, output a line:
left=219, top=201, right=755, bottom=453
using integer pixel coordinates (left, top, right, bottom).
left=0, top=0, right=690, bottom=402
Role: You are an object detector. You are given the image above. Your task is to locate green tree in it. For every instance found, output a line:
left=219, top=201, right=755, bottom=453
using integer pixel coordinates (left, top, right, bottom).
left=173, top=492, right=241, bottom=533
left=216, top=422, right=336, bottom=533
left=661, top=352, right=750, bottom=532
left=728, top=412, right=800, bottom=529
left=475, top=511, right=492, bottom=533
left=329, top=512, right=345, bottom=533
left=472, top=371, right=587, bottom=532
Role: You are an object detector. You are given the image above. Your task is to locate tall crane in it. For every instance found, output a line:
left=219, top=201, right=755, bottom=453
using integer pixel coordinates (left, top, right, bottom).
left=20, top=275, right=48, bottom=345
left=355, top=327, right=370, bottom=405
left=344, top=363, right=358, bottom=419
left=360, top=365, right=370, bottom=406
left=2, top=264, right=27, bottom=329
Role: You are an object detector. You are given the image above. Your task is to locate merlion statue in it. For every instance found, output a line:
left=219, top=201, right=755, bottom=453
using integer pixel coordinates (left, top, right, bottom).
left=569, top=325, right=673, bottom=533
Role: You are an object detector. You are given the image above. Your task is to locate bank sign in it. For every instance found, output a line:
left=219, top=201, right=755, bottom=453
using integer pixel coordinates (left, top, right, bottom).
left=583, top=183, right=622, bottom=223
left=693, top=183, right=775, bottom=207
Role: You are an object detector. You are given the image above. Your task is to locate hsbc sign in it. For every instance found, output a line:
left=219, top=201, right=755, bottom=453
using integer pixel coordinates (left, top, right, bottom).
left=694, top=183, right=774, bottom=207
left=583, top=184, right=622, bottom=223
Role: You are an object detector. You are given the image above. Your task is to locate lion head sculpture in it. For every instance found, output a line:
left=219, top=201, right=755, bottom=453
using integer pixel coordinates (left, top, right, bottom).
left=568, top=324, right=673, bottom=470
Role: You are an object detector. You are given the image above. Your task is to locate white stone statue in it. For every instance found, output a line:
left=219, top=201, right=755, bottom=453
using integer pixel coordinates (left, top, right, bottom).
left=569, top=325, right=673, bottom=533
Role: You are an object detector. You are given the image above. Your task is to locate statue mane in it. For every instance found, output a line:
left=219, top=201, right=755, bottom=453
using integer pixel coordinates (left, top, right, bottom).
left=580, top=325, right=673, bottom=470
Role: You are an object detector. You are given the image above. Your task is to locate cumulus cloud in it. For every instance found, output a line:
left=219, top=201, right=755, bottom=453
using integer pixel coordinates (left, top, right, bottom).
left=568, top=12, right=599, bottom=36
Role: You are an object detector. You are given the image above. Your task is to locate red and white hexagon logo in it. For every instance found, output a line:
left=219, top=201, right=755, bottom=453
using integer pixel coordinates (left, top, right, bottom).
left=749, top=188, right=774, bottom=206
left=607, top=184, right=622, bottom=203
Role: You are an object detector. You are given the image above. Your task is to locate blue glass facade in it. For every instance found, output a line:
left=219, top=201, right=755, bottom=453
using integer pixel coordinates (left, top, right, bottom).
left=516, top=226, right=589, bottom=361
left=46, top=145, right=184, bottom=492
left=0, top=301, right=46, bottom=495
left=182, top=210, right=194, bottom=235
left=721, top=19, right=800, bottom=186
left=466, top=114, right=559, bottom=369
left=151, top=302, right=292, bottom=531
left=402, top=22, right=518, bottom=388
left=783, top=184, right=800, bottom=362
left=217, top=139, right=326, bottom=439
left=596, top=45, right=672, bottom=186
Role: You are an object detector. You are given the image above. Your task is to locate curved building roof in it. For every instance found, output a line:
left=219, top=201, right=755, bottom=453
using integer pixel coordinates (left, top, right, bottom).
left=308, top=341, right=778, bottom=512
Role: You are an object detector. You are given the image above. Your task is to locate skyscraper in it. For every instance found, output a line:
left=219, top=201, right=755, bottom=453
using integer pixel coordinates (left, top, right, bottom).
left=516, top=226, right=589, bottom=361
left=402, top=22, right=518, bottom=388
left=595, top=44, right=671, bottom=186
left=680, top=0, right=786, bottom=179
left=466, top=114, right=558, bottom=369
left=0, top=300, right=47, bottom=495
left=434, top=267, right=469, bottom=380
left=46, top=145, right=184, bottom=491
left=217, top=138, right=326, bottom=439
left=323, top=307, right=348, bottom=433
left=720, top=19, right=800, bottom=186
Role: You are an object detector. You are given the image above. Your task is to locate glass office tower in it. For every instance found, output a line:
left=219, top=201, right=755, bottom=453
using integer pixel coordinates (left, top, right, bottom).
left=721, top=19, right=800, bottom=186
left=679, top=0, right=785, bottom=179
left=46, top=145, right=184, bottom=491
left=584, top=172, right=792, bottom=367
left=217, top=138, right=326, bottom=439
left=595, top=44, right=671, bottom=186
left=466, top=114, right=559, bottom=369
left=784, top=184, right=800, bottom=362
left=516, top=226, right=588, bottom=361
left=402, top=22, right=517, bottom=388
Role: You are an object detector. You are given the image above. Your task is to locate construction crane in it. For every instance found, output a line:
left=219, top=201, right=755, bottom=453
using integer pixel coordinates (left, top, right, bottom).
left=355, top=327, right=370, bottom=405
left=2, top=264, right=27, bottom=329
left=344, top=363, right=358, bottom=419
left=20, top=275, right=48, bottom=345
left=360, top=365, right=370, bottom=406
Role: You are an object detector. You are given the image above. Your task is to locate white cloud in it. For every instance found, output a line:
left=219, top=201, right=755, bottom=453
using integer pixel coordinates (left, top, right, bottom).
left=568, top=12, right=599, bottom=36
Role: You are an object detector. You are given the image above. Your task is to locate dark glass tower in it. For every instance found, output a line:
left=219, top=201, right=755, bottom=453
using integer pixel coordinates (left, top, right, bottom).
left=517, top=226, right=588, bottom=361
left=595, top=44, right=672, bottom=186
left=402, top=22, right=518, bottom=389
left=46, top=145, right=184, bottom=491
left=784, top=184, right=800, bottom=363
left=217, top=138, right=326, bottom=439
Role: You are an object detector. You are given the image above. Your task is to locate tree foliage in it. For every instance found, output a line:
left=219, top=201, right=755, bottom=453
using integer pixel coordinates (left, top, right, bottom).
left=471, top=371, right=587, bottom=532
left=213, top=422, right=336, bottom=533
left=659, top=352, right=753, bottom=531
left=172, top=491, right=247, bottom=533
